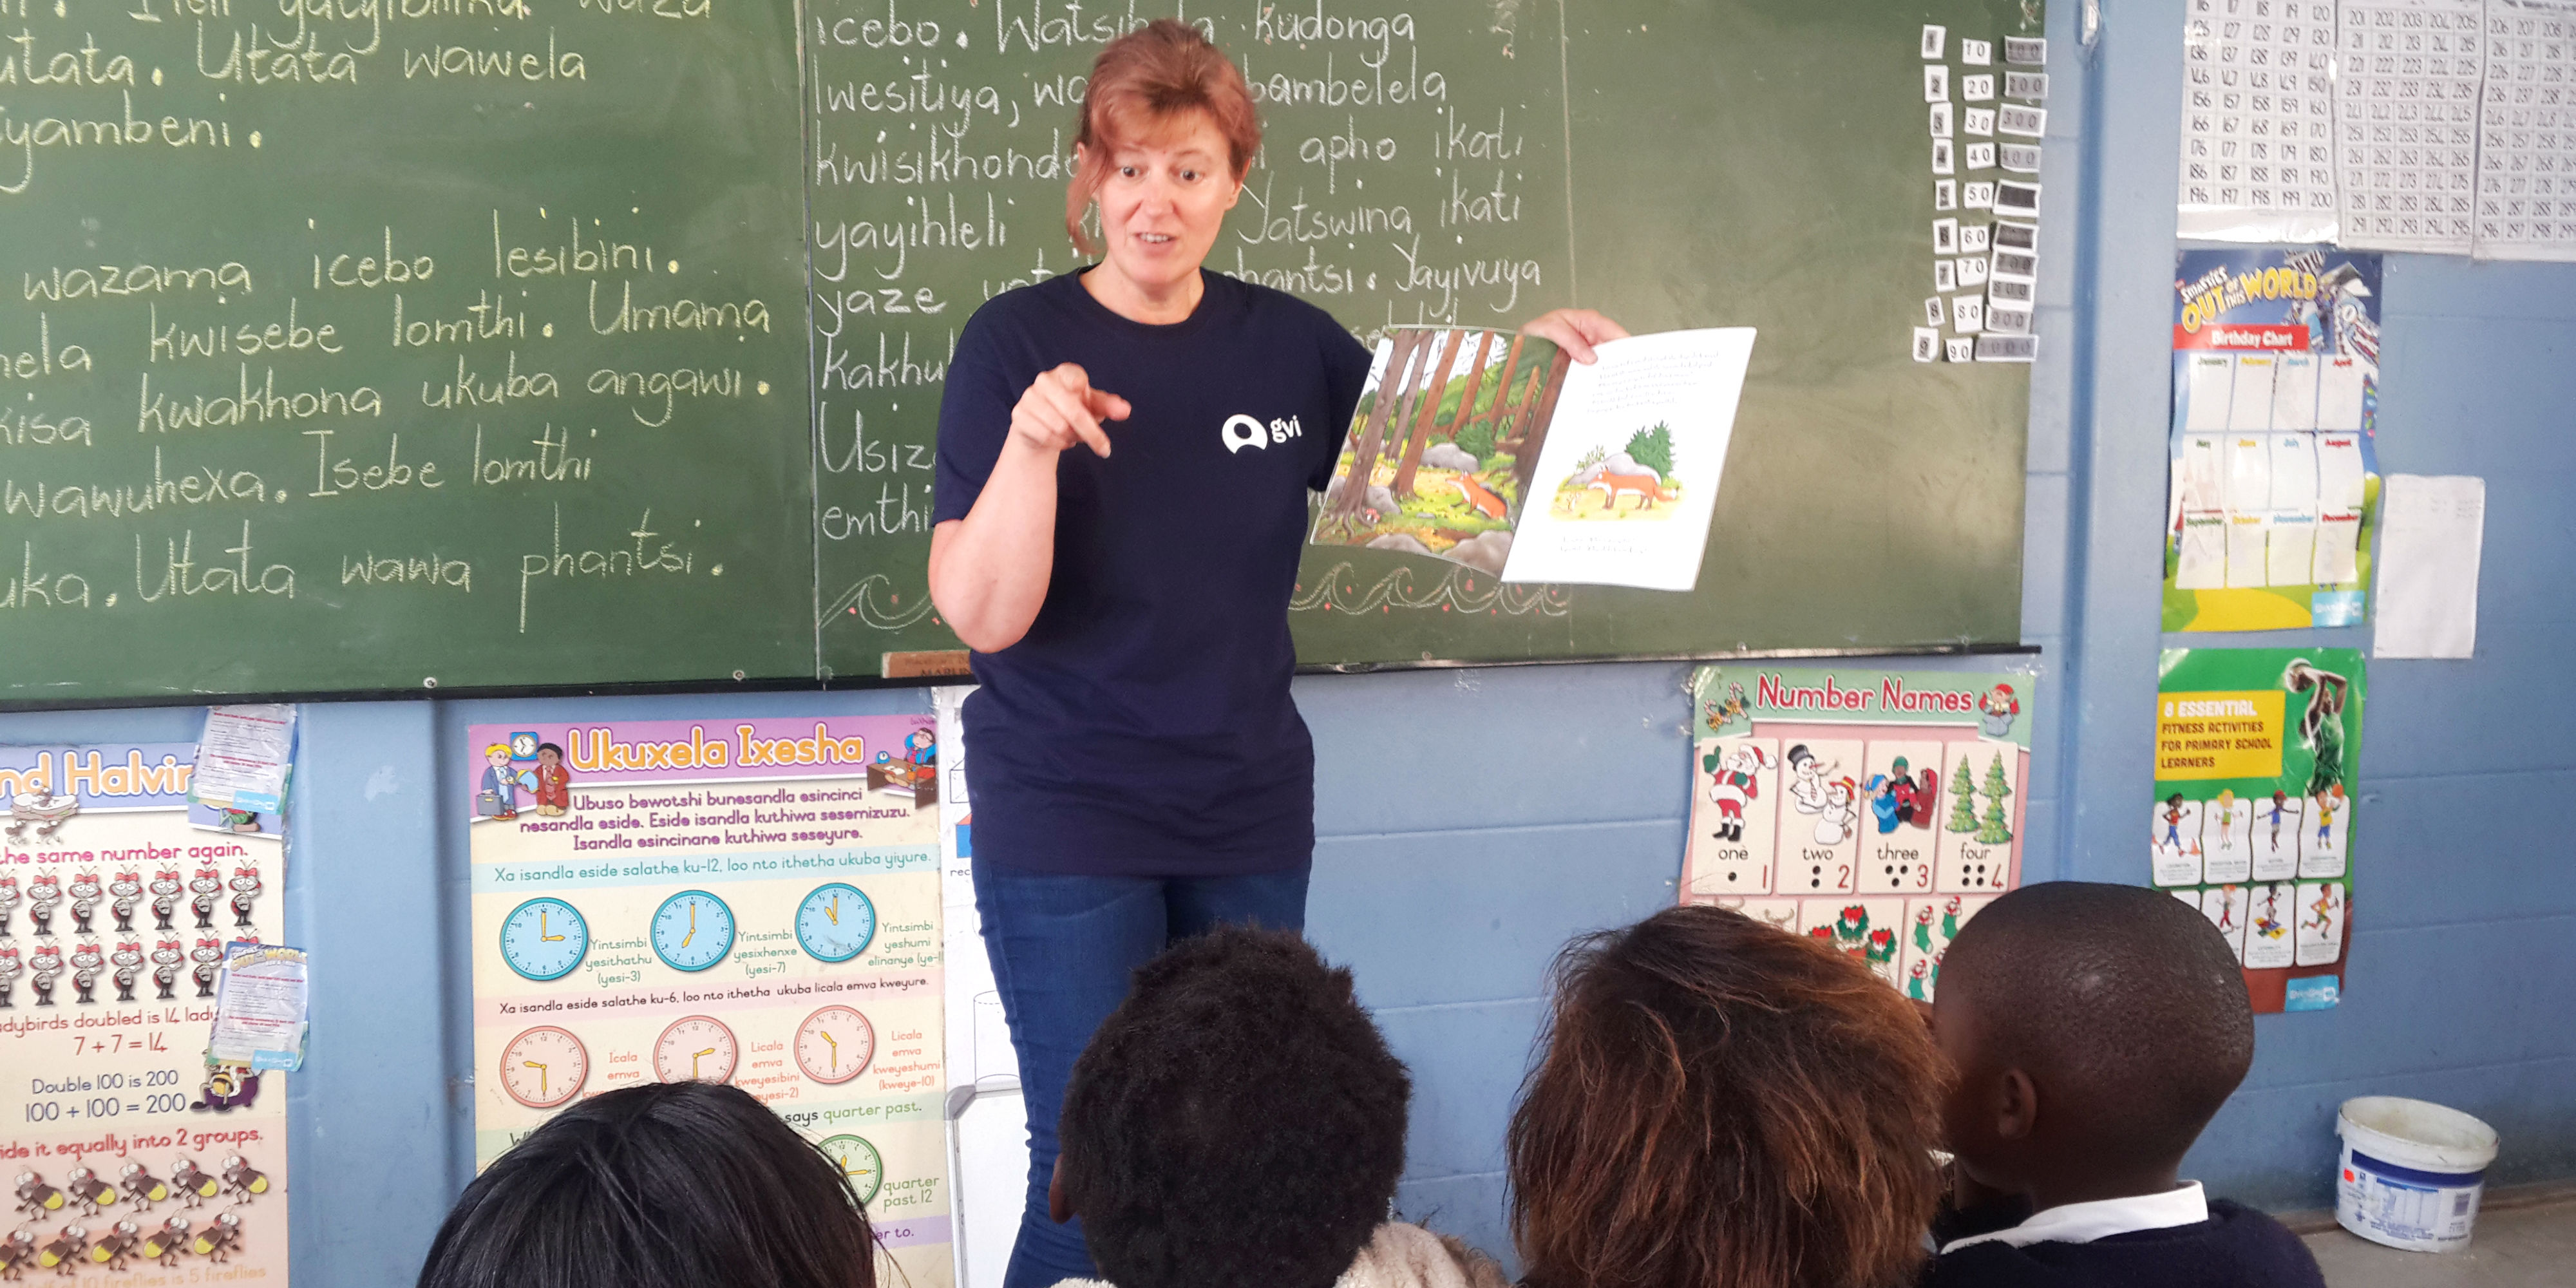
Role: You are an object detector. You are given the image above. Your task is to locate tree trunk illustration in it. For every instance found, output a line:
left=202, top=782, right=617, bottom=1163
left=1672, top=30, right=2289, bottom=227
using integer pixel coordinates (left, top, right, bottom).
left=1394, top=330, right=1490, bottom=499
left=1510, top=350, right=1575, bottom=498
left=1331, top=330, right=1425, bottom=516
left=1477, top=335, right=1527, bottom=436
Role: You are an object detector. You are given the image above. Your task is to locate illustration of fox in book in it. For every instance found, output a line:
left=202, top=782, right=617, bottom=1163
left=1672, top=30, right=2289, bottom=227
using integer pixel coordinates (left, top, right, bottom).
left=1313, top=325, right=1756, bottom=592
left=1312, top=326, right=1571, bottom=575
left=1548, top=429, right=1683, bottom=520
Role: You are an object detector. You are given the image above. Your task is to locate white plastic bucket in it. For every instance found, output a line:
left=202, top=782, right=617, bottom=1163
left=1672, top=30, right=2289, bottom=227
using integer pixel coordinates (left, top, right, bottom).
left=2334, top=1096, right=2499, bottom=1252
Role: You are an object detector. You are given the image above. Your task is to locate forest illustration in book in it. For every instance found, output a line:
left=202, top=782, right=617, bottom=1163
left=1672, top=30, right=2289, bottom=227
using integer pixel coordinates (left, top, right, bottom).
left=1311, top=327, right=1574, bottom=576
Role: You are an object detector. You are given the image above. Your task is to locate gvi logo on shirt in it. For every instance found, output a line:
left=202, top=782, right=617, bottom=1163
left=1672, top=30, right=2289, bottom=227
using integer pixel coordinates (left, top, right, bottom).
left=1220, top=413, right=1304, bottom=453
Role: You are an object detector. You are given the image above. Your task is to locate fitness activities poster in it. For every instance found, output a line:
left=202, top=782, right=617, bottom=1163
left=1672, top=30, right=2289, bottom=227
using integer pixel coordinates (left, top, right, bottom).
left=1681, top=665, right=2036, bottom=1003
left=0, top=744, right=287, bottom=1284
left=464, top=717, right=950, bottom=1288
left=2152, top=649, right=2365, bottom=1013
left=2165, top=248, right=2384, bottom=631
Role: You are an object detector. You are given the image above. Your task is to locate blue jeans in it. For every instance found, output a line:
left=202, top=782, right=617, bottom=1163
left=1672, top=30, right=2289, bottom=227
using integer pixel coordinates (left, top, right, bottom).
left=971, top=857, right=1310, bottom=1288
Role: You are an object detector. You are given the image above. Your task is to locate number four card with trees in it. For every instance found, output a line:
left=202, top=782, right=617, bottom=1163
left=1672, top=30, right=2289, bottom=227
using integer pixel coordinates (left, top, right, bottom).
left=1311, top=327, right=1755, bottom=591
left=1681, top=665, right=2034, bottom=1001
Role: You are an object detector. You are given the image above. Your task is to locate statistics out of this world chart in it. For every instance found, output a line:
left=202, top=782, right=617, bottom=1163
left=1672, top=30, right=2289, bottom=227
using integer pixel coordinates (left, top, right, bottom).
left=466, top=716, right=948, bottom=1288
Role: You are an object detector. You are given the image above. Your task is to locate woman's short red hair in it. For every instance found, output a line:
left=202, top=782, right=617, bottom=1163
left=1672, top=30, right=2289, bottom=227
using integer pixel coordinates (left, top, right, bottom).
left=1065, top=19, right=1262, bottom=253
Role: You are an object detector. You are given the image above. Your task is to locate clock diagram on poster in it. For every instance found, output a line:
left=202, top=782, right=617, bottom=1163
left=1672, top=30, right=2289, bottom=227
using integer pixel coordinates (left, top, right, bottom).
left=652, top=890, right=736, bottom=973
left=795, top=1005, right=875, bottom=1084
left=500, top=1026, right=590, bottom=1108
left=654, top=1015, right=739, bottom=1084
left=500, top=896, right=589, bottom=982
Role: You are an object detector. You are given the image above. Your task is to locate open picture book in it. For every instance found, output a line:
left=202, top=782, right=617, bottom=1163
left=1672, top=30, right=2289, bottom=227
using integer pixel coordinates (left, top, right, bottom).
left=1311, top=326, right=1757, bottom=591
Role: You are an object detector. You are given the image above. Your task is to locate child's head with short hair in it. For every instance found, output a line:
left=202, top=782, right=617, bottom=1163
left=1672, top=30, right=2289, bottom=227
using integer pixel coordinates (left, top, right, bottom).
left=415, top=1081, right=876, bottom=1288
left=1507, top=905, right=1946, bottom=1288
left=1933, top=882, right=2255, bottom=1204
left=1055, top=925, right=1410, bottom=1288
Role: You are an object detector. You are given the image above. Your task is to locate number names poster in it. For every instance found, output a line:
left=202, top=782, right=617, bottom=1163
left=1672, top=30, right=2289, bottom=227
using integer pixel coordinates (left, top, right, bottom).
left=2152, top=648, right=2365, bottom=1013
left=1681, top=666, right=2036, bottom=1003
left=466, top=717, right=949, bottom=1288
left=0, top=743, right=286, bottom=1285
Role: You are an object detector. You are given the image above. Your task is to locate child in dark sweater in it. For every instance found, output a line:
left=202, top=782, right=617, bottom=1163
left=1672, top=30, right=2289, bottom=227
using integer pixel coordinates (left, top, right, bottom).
left=1922, top=882, right=2326, bottom=1288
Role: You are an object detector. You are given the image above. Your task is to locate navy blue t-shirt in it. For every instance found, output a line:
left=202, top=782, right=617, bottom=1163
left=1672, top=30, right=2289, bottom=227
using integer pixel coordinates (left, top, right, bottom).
left=933, top=269, right=1372, bottom=877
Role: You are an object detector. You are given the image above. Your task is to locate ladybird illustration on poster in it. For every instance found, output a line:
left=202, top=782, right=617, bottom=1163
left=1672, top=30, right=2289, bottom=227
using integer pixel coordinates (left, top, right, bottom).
left=465, top=718, right=949, bottom=1288
left=0, top=743, right=288, bottom=1286
left=1681, top=667, right=2036, bottom=1005
left=2152, top=648, right=2365, bottom=1014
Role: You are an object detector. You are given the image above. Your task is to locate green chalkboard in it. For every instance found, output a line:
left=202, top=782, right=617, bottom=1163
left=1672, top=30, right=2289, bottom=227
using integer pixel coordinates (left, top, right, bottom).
left=0, top=0, right=813, bottom=699
left=818, top=0, right=2041, bottom=677
left=1, top=0, right=2039, bottom=701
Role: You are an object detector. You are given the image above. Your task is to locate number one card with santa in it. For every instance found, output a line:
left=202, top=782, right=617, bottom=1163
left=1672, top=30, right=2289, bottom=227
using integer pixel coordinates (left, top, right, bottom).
left=1683, top=665, right=2034, bottom=999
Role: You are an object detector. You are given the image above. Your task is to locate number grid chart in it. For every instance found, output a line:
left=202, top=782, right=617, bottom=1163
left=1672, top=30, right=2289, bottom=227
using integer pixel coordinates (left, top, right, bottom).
left=2178, top=0, right=2576, bottom=258
left=2477, top=0, right=2576, bottom=258
left=2181, top=0, right=2345, bottom=240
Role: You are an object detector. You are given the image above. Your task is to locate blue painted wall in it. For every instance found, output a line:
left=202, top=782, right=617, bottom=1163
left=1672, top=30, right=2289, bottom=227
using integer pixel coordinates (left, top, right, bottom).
left=0, top=1, right=2568, bottom=1282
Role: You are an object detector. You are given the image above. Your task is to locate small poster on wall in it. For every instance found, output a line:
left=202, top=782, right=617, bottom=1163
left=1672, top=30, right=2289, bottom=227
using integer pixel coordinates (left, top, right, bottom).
left=1681, top=665, right=2036, bottom=1003
left=2152, top=648, right=2365, bottom=1013
left=0, top=743, right=289, bottom=1284
left=464, top=717, right=951, bottom=1288
left=2165, top=248, right=2384, bottom=631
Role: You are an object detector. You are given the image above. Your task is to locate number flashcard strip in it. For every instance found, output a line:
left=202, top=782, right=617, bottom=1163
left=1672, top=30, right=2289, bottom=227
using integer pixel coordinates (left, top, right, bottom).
left=1931, top=102, right=1955, bottom=137
left=1923, top=24, right=1947, bottom=59
left=1934, top=217, right=1961, bottom=252
left=1996, top=104, right=2047, bottom=137
left=1994, top=180, right=2042, bottom=213
left=1986, top=296, right=2034, bottom=334
left=1963, top=37, right=1994, bottom=65
left=1934, top=259, right=1958, bottom=291
left=1993, top=220, right=2039, bottom=251
left=1965, top=106, right=1998, bottom=135
left=1926, top=63, right=1952, bottom=101
left=1937, top=178, right=1959, bottom=210
left=1989, top=248, right=2038, bottom=281
left=2177, top=0, right=2340, bottom=242
left=1946, top=336, right=1979, bottom=362
left=2337, top=0, right=2487, bottom=254
left=2472, top=0, right=2576, bottom=261
left=1958, top=254, right=1991, bottom=288
left=1975, top=334, right=2037, bottom=361
left=1952, top=295, right=1987, bottom=333
left=1964, top=180, right=1998, bottom=209
left=2005, top=70, right=2050, bottom=100
left=1988, top=276, right=2032, bottom=303
left=1933, top=138, right=1956, bottom=174
left=1914, top=327, right=1941, bottom=361
left=2006, top=36, right=2048, bottom=64
left=2001, top=143, right=2044, bottom=172
left=1967, top=142, right=1999, bottom=169
left=1960, top=222, right=1994, bottom=252
left=1964, top=72, right=1997, bottom=101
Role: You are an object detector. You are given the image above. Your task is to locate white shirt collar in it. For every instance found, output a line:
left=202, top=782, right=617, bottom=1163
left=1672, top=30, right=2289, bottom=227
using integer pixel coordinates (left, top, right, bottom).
left=1939, top=1180, right=2210, bottom=1254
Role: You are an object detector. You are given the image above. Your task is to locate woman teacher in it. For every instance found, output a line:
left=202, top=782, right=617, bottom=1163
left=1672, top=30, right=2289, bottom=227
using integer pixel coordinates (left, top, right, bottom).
left=927, top=21, right=1624, bottom=1287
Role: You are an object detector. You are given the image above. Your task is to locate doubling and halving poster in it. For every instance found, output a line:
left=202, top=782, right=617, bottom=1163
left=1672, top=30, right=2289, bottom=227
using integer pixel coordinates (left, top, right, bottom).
left=466, top=717, right=949, bottom=1288
left=0, top=744, right=287, bottom=1285
left=2152, top=648, right=2365, bottom=1013
left=1681, top=665, right=2036, bottom=1002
